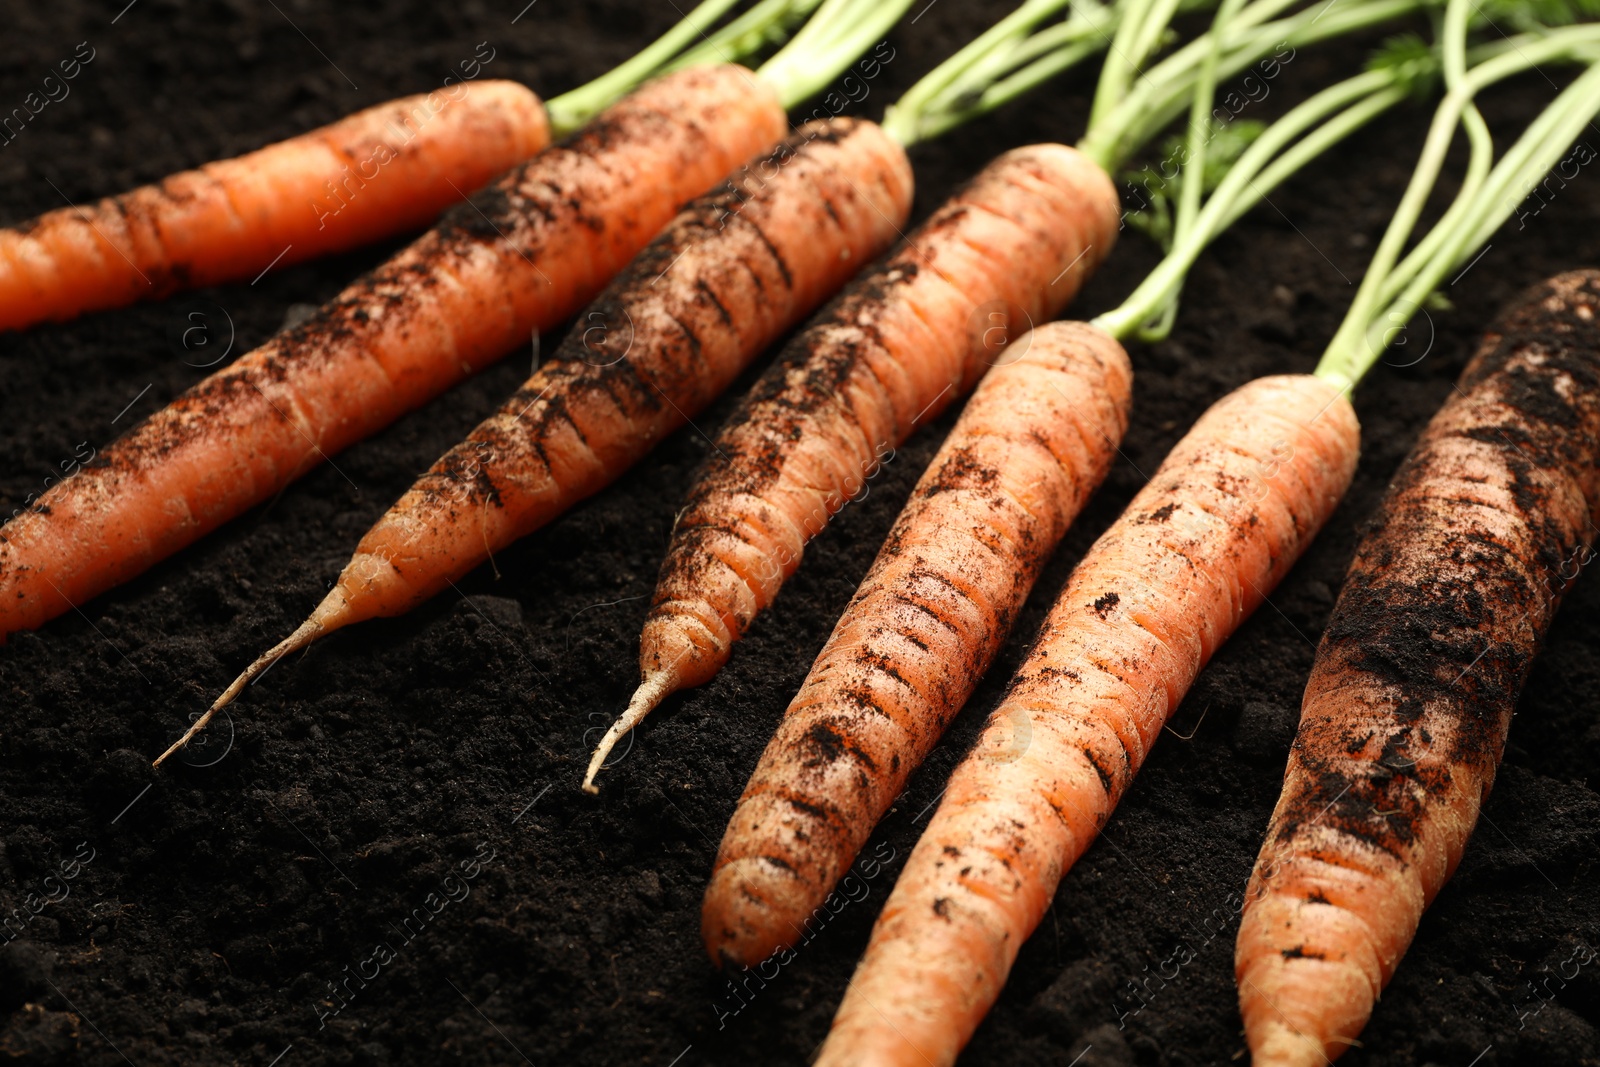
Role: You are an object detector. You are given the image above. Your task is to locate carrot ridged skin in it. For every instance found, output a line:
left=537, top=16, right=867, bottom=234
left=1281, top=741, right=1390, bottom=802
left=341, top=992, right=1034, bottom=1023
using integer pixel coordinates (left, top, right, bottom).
left=0, top=65, right=785, bottom=642
left=638, top=144, right=1120, bottom=711
left=0, top=80, right=550, bottom=332
left=309, top=117, right=914, bottom=635
left=819, top=374, right=1361, bottom=1067
left=1236, top=271, right=1600, bottom=1067
left=703, top=321, right=1132, bottom=969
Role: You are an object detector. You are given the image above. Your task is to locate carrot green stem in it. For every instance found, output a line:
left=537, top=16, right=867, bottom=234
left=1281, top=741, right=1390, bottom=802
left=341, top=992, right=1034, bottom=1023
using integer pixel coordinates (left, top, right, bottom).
left=665, top=0, right=826, bottom=74
left=756, top=0, right=918, bottom=109
left=881, top=0, right=1116, bottom=146
left=545, top=0, right=751, bottom=135
left=1314, top=14, right=1600, bottom=392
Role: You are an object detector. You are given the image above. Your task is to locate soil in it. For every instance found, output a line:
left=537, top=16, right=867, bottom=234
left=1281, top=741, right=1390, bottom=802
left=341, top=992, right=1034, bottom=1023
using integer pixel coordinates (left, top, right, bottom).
left=2, top=3, right=1598, bottom=1066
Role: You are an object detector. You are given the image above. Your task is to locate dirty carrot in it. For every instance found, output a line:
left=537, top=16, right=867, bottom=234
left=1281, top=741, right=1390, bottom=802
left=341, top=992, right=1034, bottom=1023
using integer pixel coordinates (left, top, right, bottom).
left=153, top=0, right=920, bottom=764
left=703, top=321, right=1132, bottom=968
left=1236, top=271, right=1600, bottom=1067
left=590, top=0, right=1427, bottom=791
left=0, top=0, right=778, bottom=334
left=0, top=61, right=785, bottom=645
left=821, top=375, right=1360, bottom=1067
left=1233, top=16, right=1600, bottom=1061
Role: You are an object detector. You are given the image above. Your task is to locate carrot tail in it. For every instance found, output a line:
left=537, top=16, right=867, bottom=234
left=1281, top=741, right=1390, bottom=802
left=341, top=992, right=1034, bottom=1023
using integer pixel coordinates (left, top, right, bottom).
left=0, top=81, right=549, bottom=332
left=300, top=118, right=913, bottom=657
left=1236, top=271, right=1600, bottom=1066
left=0, top=66, right=785, bottom=645
left=818, top=374, right=1360, bottom=1067
left=701, top=322, right=1132, bottom=968
left=615, top=143, right=1121, bottom=776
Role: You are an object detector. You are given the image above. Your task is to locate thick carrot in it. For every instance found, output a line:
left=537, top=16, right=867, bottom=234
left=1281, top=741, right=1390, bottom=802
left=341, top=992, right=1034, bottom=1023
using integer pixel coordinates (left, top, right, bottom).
left=0, top=80, right=549, bottom=333
left=587, top=144, right=1121, bottom=787
left=817, top=373, right=1360, bottom=1067
left=702, top=321, right=1132, bottom=968
left=0, top=65, right=784, bottom=643
left=1235, top=271, right=1600, bottom=1067
left=156, top=115, right=915, bottom=763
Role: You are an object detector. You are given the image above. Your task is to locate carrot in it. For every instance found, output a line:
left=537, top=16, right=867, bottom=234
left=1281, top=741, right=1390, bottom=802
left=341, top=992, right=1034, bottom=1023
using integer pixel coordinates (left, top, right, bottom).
left=1234, top=274, right=1600, bottom=1066
left=0, top=64, right=787, bottom=642
left=701, top=320, right=1132, bottom=968
left=153, top=113, right=915, bottom=765
left=598, top=143, right=1120, bottom=786
left=0, top=80, right=549, bottom=334
left=818, top=373, right=1360, bottom=1067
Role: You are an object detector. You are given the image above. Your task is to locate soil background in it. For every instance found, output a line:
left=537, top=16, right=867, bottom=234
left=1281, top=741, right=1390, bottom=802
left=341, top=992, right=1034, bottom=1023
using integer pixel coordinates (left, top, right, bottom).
left=2, top=2, right=1599, bottom=1066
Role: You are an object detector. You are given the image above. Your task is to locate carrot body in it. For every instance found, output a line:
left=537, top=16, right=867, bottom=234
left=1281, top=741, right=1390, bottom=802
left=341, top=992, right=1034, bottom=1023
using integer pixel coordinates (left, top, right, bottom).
left=269, top=117, right=913, bottom=648
left=818, top=374, right=1360, bottom=1067
left=0, top=81, right=549, bottom=332
left=0, top=65, right=784, bottom=642
left=1236, top=272, right=1600, bottom=1067
left=702, top=321, right=1132, bottom=969
left=609, top=145, right=1120, bottom=770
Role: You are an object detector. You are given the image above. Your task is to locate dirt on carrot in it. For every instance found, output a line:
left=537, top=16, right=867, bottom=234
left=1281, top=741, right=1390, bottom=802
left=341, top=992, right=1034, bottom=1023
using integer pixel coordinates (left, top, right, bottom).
left=2, top=5, right=1598, bottom=1066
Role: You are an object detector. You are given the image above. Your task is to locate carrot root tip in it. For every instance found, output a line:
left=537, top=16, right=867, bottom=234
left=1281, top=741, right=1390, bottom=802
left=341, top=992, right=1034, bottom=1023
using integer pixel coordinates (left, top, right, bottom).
left=581, top=672, right=673, bottom=794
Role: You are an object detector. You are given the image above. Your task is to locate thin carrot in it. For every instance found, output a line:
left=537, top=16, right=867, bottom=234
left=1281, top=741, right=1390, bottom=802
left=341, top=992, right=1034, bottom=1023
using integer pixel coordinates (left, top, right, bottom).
left=819, top=373, right=1361, bottom=1066
left=154, top=112, right=915, bottom=765
left=0, top=64, right=787, bottom=642
left=0, top=80, right=548, bottom=333
left=702, top=321, right=1132, bottom=968
left=1233, top=276, right=1600, bottom=1066
left=586, top=0, right=1433, bottom=789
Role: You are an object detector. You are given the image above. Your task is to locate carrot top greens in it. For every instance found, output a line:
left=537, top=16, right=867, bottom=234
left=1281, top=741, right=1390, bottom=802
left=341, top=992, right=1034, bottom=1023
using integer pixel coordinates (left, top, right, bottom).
left=1094, top=0, right=1600, bottom=346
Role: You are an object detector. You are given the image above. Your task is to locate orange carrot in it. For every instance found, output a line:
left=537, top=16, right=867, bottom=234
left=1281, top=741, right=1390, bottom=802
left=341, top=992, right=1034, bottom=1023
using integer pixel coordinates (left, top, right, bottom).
left=0, top=65, right=784, bottom=643
left=586, top=143, right=1121, bottom=788
left=701, top=321, right=1132, bottom=969
left=0, top=80, right=549, bottom=333
left=155, top=114, right=915, bottom=765
left=817, top=372, right=1360, bottom=1067
left=1235, top=271, right=1600, bottom=1067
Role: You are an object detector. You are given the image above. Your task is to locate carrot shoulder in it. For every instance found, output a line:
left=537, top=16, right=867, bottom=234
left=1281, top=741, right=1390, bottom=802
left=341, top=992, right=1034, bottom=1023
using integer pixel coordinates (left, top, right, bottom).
left=1236, top=270, right=1600, bottom=1067
left=0, top=80, right=549, bottom=332
left=818, top=374, right=1360, bottom=1067
left=0, top=65, right=784, bottom=642
left=596, top=144, right=1120, bottom=781
left=702, top=321, right=1132, bottom=969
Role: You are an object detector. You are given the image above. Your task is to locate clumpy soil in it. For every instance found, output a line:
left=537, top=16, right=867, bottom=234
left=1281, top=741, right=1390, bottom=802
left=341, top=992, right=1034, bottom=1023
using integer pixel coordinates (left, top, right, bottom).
left=2, top=2, right=1598, bottom=1065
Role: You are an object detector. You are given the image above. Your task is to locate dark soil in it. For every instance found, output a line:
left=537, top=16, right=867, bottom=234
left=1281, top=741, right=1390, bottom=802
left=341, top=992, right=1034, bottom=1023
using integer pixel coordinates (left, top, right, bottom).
left=2, top=3, right=1598, bottom=1066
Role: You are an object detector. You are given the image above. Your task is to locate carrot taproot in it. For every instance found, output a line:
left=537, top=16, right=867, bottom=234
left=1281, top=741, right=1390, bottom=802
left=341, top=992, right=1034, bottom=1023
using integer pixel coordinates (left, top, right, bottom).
left=701, top=320, right=1132, bottom=969
left=154, top=114, right=915, bottom=765
left=1234, top=270, right=1600, bottom=1067
left=0, top=64, right=785, bottom=643
left=0, top=80, right=549, bottom=333
left=585, top=143, right=1121, bottom=789
left=816, top=372, right=1360, bottom=1067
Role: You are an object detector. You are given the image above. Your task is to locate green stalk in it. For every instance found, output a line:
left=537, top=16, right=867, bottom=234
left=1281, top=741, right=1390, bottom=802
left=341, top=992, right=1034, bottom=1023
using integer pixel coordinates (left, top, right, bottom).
left=756, top=0, right=917, bottom=108
left=1090, top=0, right=1168, bottom=131
left=545, top=0, right=747, bottom=135
left=1313, top=19, right=1600, bottom=390
left=665, top=0, right=826, bottom=74
left=1094, top=66, right=1406, bottom=338
left=884, top=0, right=1119, bottom=145
left=1172, top=0, right=1251, bottom=249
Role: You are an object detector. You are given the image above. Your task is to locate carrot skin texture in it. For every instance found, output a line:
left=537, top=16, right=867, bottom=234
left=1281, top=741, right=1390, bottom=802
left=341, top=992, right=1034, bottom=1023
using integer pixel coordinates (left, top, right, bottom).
left=0, top=81, right=550, bottom=332
left=640, top=144, right=1121, bottom=705
left=0, top=66, right=785, bottom=641
left=702, top=322, right=1132, bottom=968
left=316, top=117, right=914, bottom=631
left=818, top=374, right=1360, bottom=1067
left=1236, top=272, right=1600, bottom=1067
